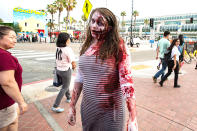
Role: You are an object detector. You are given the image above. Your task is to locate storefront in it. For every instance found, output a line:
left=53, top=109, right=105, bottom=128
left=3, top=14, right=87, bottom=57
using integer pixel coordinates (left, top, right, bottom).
left=13, top=7, right=48, bottom=37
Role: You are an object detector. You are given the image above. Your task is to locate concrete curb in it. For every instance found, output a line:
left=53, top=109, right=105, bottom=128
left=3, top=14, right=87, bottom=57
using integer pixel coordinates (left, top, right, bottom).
left=34, top=101, right=64, bottom=131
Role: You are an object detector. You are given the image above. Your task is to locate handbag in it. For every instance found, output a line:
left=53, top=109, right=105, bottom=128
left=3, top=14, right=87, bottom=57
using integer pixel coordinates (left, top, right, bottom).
left=53, top=67, right=62, bottom=87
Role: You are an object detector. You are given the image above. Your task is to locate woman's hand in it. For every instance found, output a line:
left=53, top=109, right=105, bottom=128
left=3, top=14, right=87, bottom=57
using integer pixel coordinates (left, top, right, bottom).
left=67, top=107, right=76, bottom=126
left=172, top=64, right=176, bottom=70
left=71, top=61, right=76, bottom=71
left=126, top=97, right=138, bottom=131
left=127, top=117, right=138, bottom=131
left=18, top=102, right=28, bottom=114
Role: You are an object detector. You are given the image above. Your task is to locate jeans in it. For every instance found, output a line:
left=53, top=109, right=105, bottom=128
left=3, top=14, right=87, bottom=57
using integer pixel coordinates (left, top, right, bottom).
left=160, top=60, right=179, bottom=86
left=154, top=58, right=167, bottom=79
left=53, top=68, right=71, bottom=108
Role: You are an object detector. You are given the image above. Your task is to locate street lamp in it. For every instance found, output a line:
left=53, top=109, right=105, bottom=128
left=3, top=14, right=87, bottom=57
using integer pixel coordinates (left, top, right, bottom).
left=130, top=0, right=134, bottom=47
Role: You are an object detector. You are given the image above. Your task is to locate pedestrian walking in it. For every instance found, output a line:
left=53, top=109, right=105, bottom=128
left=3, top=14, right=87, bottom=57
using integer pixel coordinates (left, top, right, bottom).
left=153, top=31, right=171, bottom=83
left=51, top=32, right=76, bottom=113
left=67, top=8, right=138, bottom=131
left=159, top=38, right=181, bottom=88
left=0, top=26, right=28, bottom=131
left=178, top=34, right=185, bottom=73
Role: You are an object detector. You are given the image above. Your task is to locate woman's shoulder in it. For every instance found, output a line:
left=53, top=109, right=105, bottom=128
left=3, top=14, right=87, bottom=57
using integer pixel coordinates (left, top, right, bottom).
left=172, top=46, right=179, bottom=51
left=0, top=50, right=13, bottom=58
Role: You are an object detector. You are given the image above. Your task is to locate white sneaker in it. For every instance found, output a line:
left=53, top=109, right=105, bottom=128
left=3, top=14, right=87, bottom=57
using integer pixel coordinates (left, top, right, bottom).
left=66, top=99, right=71, bottom=103
left=51, top=107, right=64, bottom=113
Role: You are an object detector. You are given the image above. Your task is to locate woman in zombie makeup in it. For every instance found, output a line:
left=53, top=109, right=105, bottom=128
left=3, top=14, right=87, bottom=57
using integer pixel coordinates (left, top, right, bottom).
left=67, top=8, right=138, bottom=131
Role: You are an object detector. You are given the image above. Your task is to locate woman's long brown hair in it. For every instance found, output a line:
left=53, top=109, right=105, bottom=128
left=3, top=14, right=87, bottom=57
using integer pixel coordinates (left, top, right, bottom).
left=80, top=8, right=123, bottom=65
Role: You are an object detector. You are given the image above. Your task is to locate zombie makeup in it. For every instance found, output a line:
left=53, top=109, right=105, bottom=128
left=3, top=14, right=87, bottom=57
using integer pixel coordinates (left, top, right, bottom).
left=90, top=11, right=110, bottom=40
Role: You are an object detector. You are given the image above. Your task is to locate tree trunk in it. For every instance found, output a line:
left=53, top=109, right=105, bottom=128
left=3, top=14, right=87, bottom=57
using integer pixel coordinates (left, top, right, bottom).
left=52, top=14, right=54, bottom=35
left=58, top=11, right=61, bottom=32
left=66, top=11, right=70, bottom=32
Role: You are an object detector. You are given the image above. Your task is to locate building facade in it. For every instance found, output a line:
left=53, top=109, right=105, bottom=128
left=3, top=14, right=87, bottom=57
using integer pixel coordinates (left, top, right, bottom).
left=125, top=13, right=197, bottom=39
left=13, top=7, right=47, bottom=37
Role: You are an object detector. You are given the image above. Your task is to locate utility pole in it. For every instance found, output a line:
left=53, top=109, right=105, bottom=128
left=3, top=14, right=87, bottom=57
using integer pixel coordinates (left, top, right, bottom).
left=130, top=0, right=134, bottom=47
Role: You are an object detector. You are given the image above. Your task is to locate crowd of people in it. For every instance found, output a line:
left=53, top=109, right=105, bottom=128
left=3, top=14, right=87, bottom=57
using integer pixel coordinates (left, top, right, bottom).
left=17, top=33, right=39, bottom=43
left=153, top=31, right=196, bottom=88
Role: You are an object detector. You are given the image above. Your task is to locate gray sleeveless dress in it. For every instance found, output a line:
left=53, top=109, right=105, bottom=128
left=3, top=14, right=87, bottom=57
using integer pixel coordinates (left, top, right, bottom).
left=79, top=54, right=125, bottom=131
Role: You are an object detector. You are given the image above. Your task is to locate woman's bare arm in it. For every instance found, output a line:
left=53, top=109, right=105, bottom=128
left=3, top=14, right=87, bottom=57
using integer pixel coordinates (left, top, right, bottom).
left=0, top=70, right=27, bottom=114
left=70, top=82, right=83, bottom=108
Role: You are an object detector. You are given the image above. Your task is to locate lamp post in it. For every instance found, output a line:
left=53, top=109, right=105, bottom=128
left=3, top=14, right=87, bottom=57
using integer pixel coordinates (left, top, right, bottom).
left=130, top=0, right=134, bottom=47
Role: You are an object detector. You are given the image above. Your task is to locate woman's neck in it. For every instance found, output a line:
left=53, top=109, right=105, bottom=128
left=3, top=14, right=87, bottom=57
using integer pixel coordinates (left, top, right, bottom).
left=0, top=46, right=6, bottom=50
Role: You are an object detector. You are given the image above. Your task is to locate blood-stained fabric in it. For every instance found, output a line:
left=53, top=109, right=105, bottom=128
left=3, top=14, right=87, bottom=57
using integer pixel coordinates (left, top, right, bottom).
left=118, top=39, right=135, bottom=99
left=78, top=52, right=125, bottom=130
left=76, top=39, right=135, bottom=99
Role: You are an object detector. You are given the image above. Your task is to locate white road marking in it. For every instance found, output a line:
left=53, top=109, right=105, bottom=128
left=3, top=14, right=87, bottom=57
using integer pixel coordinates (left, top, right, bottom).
left=17, top=54, right=55, bottom=59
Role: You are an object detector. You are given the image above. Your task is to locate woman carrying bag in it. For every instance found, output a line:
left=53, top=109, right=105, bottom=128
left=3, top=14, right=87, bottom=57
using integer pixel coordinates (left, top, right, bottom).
left=159, top=38, right=181, bottom=88
left=51, top=33, right=76, bottom=113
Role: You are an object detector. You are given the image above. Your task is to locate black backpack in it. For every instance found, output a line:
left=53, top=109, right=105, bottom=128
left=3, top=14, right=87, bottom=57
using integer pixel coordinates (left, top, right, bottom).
left=164, top=49, right=172, bottom=63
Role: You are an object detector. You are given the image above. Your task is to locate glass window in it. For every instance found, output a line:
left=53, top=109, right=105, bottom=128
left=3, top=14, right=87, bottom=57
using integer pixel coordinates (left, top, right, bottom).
left=189, top=25, right=193, bottom=31
left=182, top=25, right=185, bottom=31
left=191, top=24, right=195, bottom=31
left=186, top=25, right=189, bottom=32
left=194, top=24, right=197, bottom=31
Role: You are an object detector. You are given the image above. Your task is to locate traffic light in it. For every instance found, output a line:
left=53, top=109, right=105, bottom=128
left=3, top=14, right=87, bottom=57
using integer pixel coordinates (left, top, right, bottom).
left=190, top=17, right=193, bottom=23
left=150, top=18, right=154, bottom=28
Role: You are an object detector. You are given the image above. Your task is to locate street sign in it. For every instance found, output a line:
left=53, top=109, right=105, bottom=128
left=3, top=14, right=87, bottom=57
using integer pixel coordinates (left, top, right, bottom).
left=82, top=0, right=92, bottom=19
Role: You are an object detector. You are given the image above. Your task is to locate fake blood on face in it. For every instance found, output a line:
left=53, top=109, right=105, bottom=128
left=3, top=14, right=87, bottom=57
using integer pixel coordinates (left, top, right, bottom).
left=90, top=11, right=109, bottom=40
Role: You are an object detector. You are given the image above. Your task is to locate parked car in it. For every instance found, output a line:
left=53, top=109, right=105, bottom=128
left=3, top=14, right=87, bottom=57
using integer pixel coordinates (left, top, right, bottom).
left=127, top=37, right=142, bottom=47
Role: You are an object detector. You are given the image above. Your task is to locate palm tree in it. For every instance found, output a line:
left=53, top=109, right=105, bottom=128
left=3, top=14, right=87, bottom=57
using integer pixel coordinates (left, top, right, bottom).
left=78, top=20, right=82, bottom=30
left=64, top=0, right=77, bottom=32
left=0, top=18, right=3, bottom=23
left=133, top=10, right=139, bottom=29
left=46, top=3, right=57, bottom=31
left=144, top=19, right=149, bottom=26
left=81, top=14, right=88, bottom=32
left=54, top=0, right=64, bottom=32
left=143, top=19, right=149, bottom=38
left=70, top=17, right=77, bottom=29
left=120, top=11, right=126, bottom=28
left=63, top=17, right=69, bottom=30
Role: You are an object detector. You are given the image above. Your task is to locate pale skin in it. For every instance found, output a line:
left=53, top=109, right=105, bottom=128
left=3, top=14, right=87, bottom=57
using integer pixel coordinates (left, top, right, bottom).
left=67, top=11, right=138, bottom=131
left=0, top=30, right=27, bottom=131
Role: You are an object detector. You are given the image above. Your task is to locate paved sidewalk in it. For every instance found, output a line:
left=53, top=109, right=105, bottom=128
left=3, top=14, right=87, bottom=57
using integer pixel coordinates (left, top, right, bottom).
left=18, top=60, right=197, bottom=131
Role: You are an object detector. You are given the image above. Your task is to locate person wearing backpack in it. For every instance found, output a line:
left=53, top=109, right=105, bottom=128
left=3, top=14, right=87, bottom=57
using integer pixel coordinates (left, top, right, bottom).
left=178, top=34, right=185, bottom=73
left=159, top=38, right=181, bottom=88
left=152, top=31, right=171, bottom=83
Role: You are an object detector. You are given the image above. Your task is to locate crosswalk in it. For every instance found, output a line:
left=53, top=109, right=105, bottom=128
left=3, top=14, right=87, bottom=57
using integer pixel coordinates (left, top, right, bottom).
left=9, top=49, right=79, bottom=62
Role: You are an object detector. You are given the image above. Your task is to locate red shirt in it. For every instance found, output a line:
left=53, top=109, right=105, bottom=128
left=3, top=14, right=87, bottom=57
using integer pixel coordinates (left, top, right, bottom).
left=0, top=48, right=23, bottom=110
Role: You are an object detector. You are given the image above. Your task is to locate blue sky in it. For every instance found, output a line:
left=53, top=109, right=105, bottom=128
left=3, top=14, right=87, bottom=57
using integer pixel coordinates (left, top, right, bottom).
left=1, top=0, right=197, bottom=23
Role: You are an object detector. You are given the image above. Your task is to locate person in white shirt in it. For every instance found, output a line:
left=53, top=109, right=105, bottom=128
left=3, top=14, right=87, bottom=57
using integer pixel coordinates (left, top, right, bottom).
left=159, top=38, right=181, bottom=88
left=51, top=33, right=76, bottom=113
